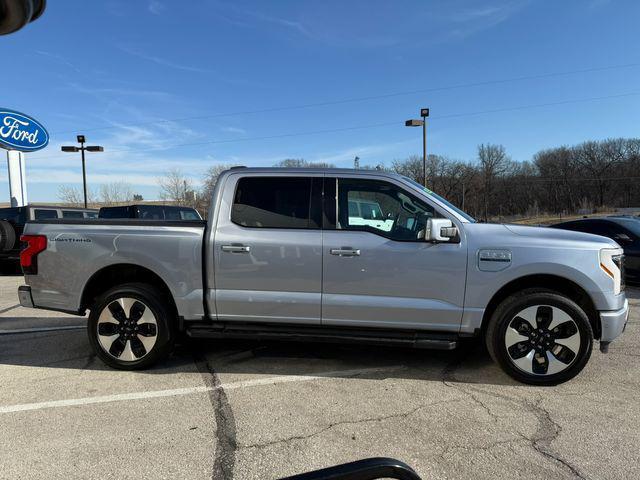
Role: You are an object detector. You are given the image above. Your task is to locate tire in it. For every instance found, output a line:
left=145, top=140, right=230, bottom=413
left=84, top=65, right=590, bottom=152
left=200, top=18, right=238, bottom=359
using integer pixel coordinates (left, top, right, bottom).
left=486, top=289, right=593, bottom=385
left=87, top=283, right=175, bottom=370
left=0, top=221, right=16, bottom=252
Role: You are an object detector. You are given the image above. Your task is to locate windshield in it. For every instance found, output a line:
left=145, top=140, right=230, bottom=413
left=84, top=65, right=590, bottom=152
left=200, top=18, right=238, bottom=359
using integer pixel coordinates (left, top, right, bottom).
left=617, top=219, right=640, bottom=237
left=403, top=177, right=476, bottom=222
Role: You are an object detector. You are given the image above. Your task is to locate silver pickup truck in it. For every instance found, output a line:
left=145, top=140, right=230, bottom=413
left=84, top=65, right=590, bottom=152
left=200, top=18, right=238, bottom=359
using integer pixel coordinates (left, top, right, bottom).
left=18, top=168, right=628, bottom=384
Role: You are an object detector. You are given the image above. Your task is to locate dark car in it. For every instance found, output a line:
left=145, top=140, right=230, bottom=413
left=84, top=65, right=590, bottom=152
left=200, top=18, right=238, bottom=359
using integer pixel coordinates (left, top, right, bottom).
left=98, top=204, right=202, bottom=220
left=550, top=216, right=640, bottom=283
left=0, top=205, right=98, bottom=264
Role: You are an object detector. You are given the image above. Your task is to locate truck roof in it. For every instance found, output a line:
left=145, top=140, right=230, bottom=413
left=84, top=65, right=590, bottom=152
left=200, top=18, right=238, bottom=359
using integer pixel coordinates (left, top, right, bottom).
left=222, top=166, right=405, bottom=178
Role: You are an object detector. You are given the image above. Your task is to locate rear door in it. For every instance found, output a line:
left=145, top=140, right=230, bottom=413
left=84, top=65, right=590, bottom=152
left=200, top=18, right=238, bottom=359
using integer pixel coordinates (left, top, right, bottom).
left=212, top=174, right=323, bottom=324
left=321, top=175, right=467, bottom=331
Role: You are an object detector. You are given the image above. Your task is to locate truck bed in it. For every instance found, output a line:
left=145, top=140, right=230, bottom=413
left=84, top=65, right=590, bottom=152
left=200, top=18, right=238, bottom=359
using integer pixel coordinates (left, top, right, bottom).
left=22, top=218, right=207, bottom=319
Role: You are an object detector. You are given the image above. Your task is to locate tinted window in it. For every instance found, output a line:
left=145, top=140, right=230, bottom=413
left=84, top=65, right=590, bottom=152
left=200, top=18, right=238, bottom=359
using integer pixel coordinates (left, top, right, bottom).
left=34, top=209, right=58, bottom=220
left=99, top=206, right=130, bottom=218
left=0, top=207, right=26, bottom=225
left=561, top=220, right=611, bottom=236
left=164, top=207, right=181, bottom=220
left=62, top=210, right=84, bottom=219
left=232, top=177, right=319, bottom=229
left=85, top=212, right=98, bottom=219
left=137, top=205, right=164, bottom=220
left=179, top=209, right=200, bottom=220
left=336, top=178, right=438, bottom=241
left=610, top=219, right=640, bottom=237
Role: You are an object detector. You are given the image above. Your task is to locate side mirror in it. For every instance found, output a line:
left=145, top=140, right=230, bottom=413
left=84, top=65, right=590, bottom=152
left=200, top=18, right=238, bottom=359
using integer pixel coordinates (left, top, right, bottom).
left=426, top=218, right=458, bottom=242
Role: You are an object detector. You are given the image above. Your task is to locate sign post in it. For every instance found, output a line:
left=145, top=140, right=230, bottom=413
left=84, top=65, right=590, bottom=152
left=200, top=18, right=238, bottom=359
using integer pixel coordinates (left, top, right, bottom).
left=0, top=108, right=49, bottom=207
left=6, top=150, right=27, bottom=207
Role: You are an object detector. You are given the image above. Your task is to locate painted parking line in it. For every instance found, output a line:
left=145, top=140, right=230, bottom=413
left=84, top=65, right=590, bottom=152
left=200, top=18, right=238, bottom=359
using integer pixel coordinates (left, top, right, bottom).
left=0, top=325, right=85, bottom=335
left=0, top=365, right=404, bottom=414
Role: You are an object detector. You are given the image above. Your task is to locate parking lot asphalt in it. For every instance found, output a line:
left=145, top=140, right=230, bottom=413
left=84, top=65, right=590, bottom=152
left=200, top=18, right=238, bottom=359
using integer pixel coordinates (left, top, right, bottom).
left=1, top=274, right=639, bottom=480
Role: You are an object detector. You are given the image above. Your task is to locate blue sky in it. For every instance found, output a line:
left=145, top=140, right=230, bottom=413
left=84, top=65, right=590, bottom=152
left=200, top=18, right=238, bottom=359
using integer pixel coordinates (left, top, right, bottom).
left=1, top=0, right=639, bottom=202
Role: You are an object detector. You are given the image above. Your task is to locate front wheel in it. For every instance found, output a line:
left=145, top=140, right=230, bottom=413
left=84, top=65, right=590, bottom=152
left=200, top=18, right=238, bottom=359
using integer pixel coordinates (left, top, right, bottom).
left=88, top=283, right=175, bottom=370
left=486, top=289, right=593, bottom=385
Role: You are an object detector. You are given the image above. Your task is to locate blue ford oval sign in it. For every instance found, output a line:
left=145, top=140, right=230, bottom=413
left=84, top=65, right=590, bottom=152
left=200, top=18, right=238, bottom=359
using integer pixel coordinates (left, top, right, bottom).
left=0, top=108, right=49, bottom=152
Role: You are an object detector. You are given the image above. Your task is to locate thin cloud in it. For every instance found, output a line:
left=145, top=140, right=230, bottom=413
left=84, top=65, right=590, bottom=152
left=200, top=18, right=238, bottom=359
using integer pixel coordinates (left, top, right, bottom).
left=222, top=126, right=247, bottom=135
left=34, top=50, right=83, bottom=74
left=148, top=0, right=165, bottom=15
left=212, top=1, right=312, bottom=38
left=117, top=45, right=211, bottom=74
left=445, top=1, right=529, bottom=40
left=66, top=82, right=174, bottom=100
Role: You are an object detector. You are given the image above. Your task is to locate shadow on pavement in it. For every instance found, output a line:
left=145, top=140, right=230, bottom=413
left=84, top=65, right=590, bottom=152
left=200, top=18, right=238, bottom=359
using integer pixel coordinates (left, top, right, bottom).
left=0, top=323, right=517, bottom=386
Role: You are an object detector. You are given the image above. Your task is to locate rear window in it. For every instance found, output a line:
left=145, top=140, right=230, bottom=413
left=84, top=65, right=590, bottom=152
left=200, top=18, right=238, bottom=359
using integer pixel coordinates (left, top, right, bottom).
left=231, top=177, right=318, bottom=229
left=34, top=209, right=58, bottom=220
left=137, top=205, right=164, bottom=220
left=99, top=206, right=130, bottom=218
left=162, top=207, right=200, bottom=220
left=62, top=210, right=84, bottom=219
left=179, top=209, right=201, bottom=220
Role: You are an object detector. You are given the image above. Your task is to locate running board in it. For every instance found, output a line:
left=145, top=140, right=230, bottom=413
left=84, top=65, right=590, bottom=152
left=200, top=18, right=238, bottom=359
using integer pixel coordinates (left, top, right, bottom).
left=185, top=322, right=458, bottom=350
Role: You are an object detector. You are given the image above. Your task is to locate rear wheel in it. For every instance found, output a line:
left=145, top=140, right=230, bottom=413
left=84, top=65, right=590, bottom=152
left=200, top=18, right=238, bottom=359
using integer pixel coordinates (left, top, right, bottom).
left=486, top=289, right=593, bottom=385
left=88, top=283, right=174, bottom=370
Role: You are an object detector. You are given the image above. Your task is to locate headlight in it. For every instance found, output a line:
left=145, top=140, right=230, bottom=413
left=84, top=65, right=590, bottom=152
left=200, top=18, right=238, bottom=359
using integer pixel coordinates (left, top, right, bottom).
left=600, top=248, right=625, bottom=295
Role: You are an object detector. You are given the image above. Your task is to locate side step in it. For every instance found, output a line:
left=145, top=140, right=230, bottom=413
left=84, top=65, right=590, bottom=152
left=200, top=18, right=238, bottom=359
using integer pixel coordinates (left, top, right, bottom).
left=185, top=322, right=458, bottom=350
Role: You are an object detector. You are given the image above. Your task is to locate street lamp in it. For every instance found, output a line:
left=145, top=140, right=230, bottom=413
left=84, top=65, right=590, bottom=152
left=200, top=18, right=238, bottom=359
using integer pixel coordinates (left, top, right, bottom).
left=405, top=108, right=429, bottom=187
left=61, top=135, right=104, bottom=208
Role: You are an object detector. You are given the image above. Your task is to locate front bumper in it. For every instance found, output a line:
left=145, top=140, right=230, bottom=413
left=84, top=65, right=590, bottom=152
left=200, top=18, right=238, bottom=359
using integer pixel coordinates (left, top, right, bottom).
left=600, top=298, right=629, bottom=343
left=18, top=285, right=34, bottom=308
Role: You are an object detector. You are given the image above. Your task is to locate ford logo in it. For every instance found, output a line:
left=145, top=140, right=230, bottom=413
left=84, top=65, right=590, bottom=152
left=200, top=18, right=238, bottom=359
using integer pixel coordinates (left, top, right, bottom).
left=0, top=108, right=49, bottom=152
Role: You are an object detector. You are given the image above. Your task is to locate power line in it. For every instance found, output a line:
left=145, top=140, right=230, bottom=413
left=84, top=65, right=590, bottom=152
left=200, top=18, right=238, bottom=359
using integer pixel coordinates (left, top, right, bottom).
left=30, top=90, right=640, bottom=161
left=49, top=61, right=640, bottom=136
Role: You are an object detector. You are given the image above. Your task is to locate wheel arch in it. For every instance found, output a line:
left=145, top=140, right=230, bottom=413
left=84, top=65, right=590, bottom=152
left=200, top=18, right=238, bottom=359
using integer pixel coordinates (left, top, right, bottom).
left=481, top=274, right=601, bottom=339
left=80, top=263, right=178, bottom=318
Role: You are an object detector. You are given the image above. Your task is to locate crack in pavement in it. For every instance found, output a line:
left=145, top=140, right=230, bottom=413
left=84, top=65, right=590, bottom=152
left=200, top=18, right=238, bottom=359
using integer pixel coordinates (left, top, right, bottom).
left=239, top=398, right=465, bottom=451
left=525, top=396, right=588, bottom=480
left=441, top=349, right=501, bottom=425
left=437, top=436, right=531, bottom=461
left=442, top=353, right=588, bottom=480
left=194, top=352, right=238, bottom=480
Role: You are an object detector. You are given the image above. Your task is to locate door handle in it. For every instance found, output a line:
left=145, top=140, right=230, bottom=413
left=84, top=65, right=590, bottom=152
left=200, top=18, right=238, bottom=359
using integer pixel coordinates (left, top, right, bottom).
left=330, top=248, right=361, bottom=257
left=221, top=244, right=251, bottom=253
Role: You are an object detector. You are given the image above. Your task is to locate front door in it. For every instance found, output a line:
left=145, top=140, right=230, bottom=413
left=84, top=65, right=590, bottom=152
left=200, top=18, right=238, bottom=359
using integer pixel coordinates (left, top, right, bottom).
left=322, top=176, right=467, bottom=331
left=213, top=174, right=323, bottom=324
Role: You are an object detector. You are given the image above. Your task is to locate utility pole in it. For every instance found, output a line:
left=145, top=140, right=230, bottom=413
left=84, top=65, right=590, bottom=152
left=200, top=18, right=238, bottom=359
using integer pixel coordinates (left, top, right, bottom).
left=354, top=156, right=360, bottom=169
left=421, top=108, right=428, bottom=187
left=61, top=135, right=104, bottom=208
left=405, top=108, right=429, bottom=187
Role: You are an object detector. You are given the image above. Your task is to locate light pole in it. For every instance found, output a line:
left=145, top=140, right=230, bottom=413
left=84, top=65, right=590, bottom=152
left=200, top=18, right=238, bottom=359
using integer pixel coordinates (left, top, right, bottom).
left=61, top=135, right=104, bottom=208
left=405, top=108, right=429, bottom=187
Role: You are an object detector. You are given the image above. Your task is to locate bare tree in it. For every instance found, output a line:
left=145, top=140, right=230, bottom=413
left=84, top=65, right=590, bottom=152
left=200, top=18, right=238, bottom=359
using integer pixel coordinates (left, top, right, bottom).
left=158, top=168, right=195, bottom=205
left=99, top=182, right=133, bottom=206
left=199, top=164, right=236, bottom=213
left=478, top=144, right=508, bottom=221
left=274, top=158, right=335, bottom=168
left=391, top=155, right=423, bottom=183
left=57, top=185, right=96, bottom=206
